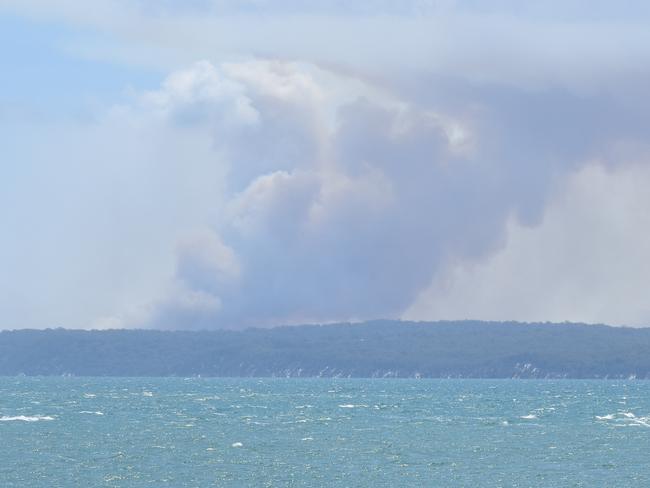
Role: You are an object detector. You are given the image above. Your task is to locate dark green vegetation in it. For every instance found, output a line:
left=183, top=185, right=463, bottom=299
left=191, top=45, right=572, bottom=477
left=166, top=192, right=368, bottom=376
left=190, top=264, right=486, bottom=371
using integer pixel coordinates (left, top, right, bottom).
left=2, top=321, right=650, bottom=378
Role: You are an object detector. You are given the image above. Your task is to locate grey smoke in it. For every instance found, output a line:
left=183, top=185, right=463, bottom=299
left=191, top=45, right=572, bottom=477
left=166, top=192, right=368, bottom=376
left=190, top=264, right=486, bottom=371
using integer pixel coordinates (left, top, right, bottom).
left=141, top=58, right=650, bottom=329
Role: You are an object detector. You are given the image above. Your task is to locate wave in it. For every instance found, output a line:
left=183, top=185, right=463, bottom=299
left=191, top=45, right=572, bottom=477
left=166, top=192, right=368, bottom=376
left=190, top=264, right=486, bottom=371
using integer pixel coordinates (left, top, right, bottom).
left=632, top=418, right=650, bottom=427
left=595, top=414, right=615, bottom=420
left=0, top=415, right=54, bottom=422
left=594, top=412, right=650, bottom=427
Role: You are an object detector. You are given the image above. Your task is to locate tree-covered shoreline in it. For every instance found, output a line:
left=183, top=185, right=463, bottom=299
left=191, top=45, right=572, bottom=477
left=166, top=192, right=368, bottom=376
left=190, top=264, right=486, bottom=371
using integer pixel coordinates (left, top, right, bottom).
left=1, top=321, right=649, bottom=378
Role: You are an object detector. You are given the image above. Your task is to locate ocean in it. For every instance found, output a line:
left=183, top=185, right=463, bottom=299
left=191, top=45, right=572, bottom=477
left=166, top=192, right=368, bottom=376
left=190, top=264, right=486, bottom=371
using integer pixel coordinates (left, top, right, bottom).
left=0, top=378, right=648, bottom=487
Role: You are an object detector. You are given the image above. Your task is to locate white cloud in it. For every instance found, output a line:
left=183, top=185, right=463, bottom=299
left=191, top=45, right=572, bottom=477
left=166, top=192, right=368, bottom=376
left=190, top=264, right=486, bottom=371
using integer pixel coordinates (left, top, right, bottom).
left=142, top=60, right=259, bottom=126
left=4, top=0, right=650, bottom=93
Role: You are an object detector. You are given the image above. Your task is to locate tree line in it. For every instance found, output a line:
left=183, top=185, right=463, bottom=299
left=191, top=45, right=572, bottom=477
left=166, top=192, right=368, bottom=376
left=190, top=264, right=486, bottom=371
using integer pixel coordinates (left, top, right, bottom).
left=1, top=320, right=649, bottom=378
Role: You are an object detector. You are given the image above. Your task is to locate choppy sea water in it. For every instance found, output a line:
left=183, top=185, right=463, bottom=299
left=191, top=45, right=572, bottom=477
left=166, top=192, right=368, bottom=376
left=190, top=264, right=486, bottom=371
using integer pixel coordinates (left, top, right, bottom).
left=1, top=378, right=649, bottom=487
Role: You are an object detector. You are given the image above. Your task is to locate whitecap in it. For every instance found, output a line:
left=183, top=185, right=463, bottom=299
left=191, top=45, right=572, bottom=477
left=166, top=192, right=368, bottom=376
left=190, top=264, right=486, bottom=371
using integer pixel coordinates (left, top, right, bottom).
left=520, top=414, right=537, bottom=420
left=142, top=391, right=154, bottom=397
left=231, top=442, right=243, bottom=448
left=631, top=417, right=650, bottom=427
left=595, top=414, right=615, bottom=420
left=79, top=411, right=104, bottom=416
left=0, top=415, right=54, bottom=422
left=338, top=404, right=367, bottom=409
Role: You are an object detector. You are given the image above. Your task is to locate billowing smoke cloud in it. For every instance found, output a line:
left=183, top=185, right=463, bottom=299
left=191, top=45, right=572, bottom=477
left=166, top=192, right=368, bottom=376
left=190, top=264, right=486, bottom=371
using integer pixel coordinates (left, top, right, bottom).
left=5, top=2, right=650, bottom=329
left=133, top=58, right=648, bottom=329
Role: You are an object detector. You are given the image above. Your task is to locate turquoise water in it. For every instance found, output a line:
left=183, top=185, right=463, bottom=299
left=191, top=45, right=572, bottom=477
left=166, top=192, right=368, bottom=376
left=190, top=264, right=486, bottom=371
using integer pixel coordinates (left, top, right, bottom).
left=0, top=378, right=648, bottom=487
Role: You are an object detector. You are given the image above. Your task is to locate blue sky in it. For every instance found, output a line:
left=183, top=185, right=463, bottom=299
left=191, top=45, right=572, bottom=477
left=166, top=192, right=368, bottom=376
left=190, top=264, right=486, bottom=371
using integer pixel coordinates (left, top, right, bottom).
left=0, top=13, right=159, bottom=119
left=2, top=1, right=650, bottom=329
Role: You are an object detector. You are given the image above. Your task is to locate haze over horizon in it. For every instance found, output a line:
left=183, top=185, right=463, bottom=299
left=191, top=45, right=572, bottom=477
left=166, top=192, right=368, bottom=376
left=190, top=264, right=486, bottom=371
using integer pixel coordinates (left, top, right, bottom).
left=3, top=1, right=650, bottom=330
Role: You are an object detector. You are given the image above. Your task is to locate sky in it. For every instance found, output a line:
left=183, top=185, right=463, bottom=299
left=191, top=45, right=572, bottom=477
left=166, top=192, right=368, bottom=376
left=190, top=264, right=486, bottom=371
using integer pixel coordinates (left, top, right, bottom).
left=2, top=0, right=650, bottom=329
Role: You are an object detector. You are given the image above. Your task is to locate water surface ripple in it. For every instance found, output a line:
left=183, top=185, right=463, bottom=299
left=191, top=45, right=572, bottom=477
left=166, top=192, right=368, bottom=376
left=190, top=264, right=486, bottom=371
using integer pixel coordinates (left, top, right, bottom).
left=0, top=378, right=648, bottom=487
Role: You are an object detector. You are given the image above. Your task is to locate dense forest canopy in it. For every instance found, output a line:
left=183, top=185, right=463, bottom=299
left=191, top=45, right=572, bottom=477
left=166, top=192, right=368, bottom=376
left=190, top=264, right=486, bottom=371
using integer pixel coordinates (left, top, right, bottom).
left=1, top=321, right=649, bottom=378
